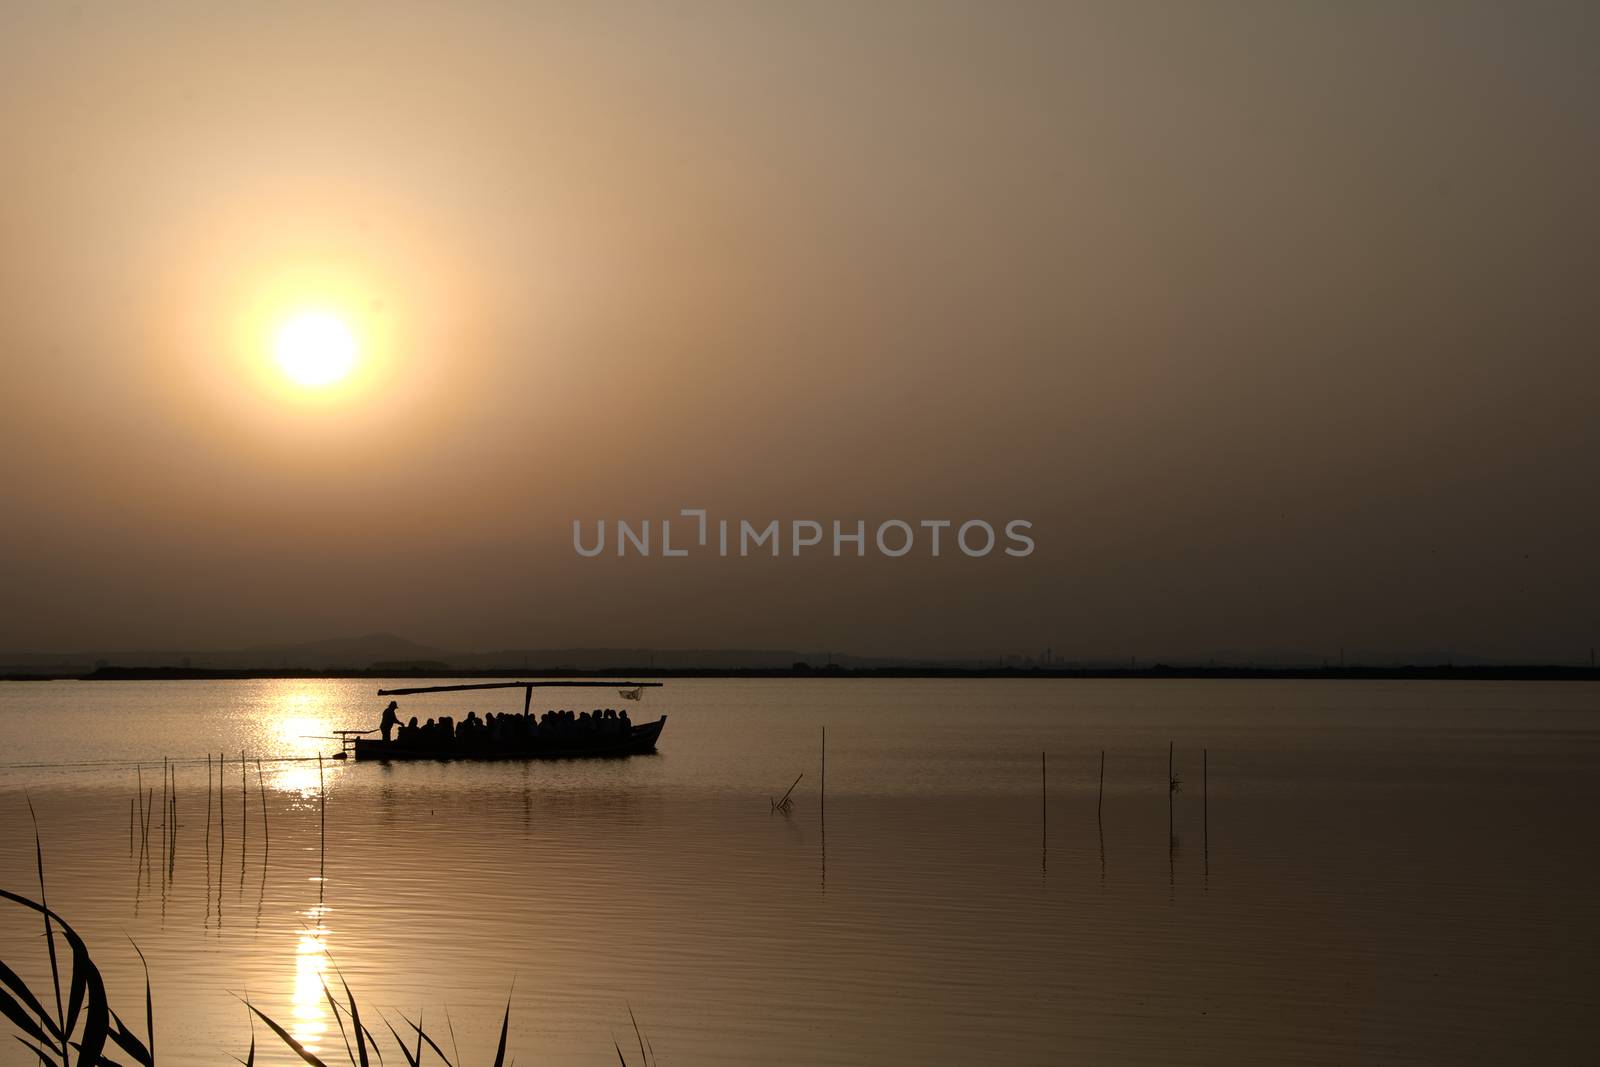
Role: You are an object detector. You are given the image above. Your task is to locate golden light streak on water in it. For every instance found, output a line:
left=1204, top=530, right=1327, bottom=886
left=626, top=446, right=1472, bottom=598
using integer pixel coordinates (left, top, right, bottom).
left=291, top=905, right=333, bottom=1051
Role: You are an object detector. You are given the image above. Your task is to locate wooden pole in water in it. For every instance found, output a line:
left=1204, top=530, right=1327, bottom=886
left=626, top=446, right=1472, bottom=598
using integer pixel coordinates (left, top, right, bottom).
left=777, top=771, right=806, bottom=806
left=240, top=749, right=248, bottom=862
left=257, top=758, right=269, bottom=852
left=1167, top=740, right=1174, bottom=842
left=318, top=753, right=327, bottom=894
left=218, top=751, right=225, bottom=859
left=129, top=796, right=134, bottom=855
left=205, top=752, right=212, bottom=860
left=136, top=764, right=145, bottom=855
left=1098, top=749, right=1105, bottom=825
left=1041, top=751, right=1047, bottom=844
left=143, top=788, right=154, bottom=864
left=821, top=725, right=826, bottom=816
left=1203, top=747, right=1208, bottom=855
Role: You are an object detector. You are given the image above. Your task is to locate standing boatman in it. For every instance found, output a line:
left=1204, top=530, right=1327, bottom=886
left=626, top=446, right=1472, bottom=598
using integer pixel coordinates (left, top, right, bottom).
left=379, top=700, right=402, bottom=742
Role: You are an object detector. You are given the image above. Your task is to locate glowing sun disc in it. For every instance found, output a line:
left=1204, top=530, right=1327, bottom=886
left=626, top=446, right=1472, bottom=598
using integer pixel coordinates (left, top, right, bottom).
left=274, top=311, right=358, bottom=387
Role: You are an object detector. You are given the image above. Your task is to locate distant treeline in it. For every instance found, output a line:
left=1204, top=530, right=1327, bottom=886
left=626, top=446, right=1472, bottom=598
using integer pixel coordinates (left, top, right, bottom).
left=11, top=664, right=1598, bottom=682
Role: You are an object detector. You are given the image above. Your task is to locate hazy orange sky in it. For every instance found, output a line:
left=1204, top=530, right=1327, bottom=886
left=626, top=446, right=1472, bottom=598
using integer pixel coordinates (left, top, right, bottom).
left=2, top=2, right=1596, bottom=661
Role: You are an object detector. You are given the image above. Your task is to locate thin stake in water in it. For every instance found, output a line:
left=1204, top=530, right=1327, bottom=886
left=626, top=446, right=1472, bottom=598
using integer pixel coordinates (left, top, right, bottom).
left=1097, top=749, right=1105, bottom=826
left=143, top=788, right=154, bottom=867
left=169, top=761, right=178, bottom=871
left=318, top=753, right=327, bottom=900
left=257, top=757, right=270, bottom=853
left=770, top=772, right=803, bottom=813
left=1171, top=739, right=1184, bottom=844
left=821, top=724, right=826, bottom=817
left=136, top=763, right=146, bottom=857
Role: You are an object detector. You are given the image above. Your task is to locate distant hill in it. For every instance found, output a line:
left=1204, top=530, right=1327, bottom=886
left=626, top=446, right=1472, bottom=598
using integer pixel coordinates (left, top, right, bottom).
left=238, top=632, right=445, bottom=668
left=0, top=632, right=446, bottom=675
left=447, top=647, right=918, bottom=671
left=1, top=632, right=1591, bottom=679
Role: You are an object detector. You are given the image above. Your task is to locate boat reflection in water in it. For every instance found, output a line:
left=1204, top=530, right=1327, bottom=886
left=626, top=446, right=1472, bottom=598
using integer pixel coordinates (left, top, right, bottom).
left=346, top=681, right=667, bottom=761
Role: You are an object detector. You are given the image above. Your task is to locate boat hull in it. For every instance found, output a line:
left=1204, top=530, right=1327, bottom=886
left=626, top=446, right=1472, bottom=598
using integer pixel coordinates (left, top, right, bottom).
left=352, top=715, right=666, bottom=761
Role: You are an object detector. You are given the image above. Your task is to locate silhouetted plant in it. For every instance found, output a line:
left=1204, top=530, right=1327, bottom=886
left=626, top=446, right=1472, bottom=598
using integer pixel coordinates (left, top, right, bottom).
left=4, top=804, right=654, bottom=1066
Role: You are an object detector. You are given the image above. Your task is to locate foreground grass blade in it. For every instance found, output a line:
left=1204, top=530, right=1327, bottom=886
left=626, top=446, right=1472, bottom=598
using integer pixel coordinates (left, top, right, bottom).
left=0, top=960, right=62, bottom=1049
left=395, top=1013, right=453, bottom=1067
left=16, top=1033, right=57, bottom=1065
left=379, top=1018, right=419, bottom=1067
left=240, top=1000, right=332, bottom=1067
left=127, top=939, right=153, bottom=1067
left=319, top=980, right=355, bottom=1067
left=26, top=796, right=66, bottom=1059
left=0, top=890, right=113, bottom=1067
left=627, top=1005, right=646, bottom=1067
left=107, top=1010, right=152, bottom=1066
left=234, top=1005, right=255, bottom=1067
left=332, top=968, right=372, bottom=1067
left=443, top=1010, right=460, bottom=1067
left=491, top=994, right=510, bottom=1067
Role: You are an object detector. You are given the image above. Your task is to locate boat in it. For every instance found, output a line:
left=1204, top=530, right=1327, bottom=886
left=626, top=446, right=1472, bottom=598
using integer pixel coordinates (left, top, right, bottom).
left=346, top=680, right=666, bottom=761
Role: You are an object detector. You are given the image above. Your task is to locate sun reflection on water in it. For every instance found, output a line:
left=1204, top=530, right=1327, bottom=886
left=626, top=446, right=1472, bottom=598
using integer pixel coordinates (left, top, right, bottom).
left=292, top=904, right=333, bottom=1050
left=267, top=686, right=348, bottom=795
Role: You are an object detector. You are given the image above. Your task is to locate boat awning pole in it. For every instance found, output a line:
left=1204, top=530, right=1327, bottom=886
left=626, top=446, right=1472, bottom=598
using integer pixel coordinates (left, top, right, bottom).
left=376, top=681, right=663, bottom=696
left=524, top=684, right=533, bottom=716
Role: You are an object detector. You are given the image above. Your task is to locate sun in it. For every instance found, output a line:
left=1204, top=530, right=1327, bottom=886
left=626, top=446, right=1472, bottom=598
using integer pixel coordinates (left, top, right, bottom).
left=273, top=310, right=359, bottom=388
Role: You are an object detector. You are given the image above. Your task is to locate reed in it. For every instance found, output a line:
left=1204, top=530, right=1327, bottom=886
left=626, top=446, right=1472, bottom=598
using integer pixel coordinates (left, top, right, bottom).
left=318, top=753, right=327, bottom=895
left=160, top=757, right=168, bottom=864
left=1097, top=749, right=1105, bottom=826
left=135, top=764, right=146, bottom=858
left=257, top=758, right=269, bottom=853
left=3, top=820, right=656, bottom=1067
left=167, top=762, right=177, bottom=874
left=1171, top=739, right=1184, bottom=844
left=770, top=772, right=803, bottom=813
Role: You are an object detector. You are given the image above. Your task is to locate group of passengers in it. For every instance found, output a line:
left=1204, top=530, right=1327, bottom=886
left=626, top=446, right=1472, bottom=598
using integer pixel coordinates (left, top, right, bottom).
left=380, top=699, right=632, bottom=747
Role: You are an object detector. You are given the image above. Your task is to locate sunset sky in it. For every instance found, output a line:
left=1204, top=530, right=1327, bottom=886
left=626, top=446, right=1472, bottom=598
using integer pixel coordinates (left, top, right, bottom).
left=2, top=2, right=1596, bottom=661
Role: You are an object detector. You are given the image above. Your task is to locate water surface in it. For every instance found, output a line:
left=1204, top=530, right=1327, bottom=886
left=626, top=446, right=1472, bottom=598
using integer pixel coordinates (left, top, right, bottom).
left=1, top=678, right=1596, bottom=1064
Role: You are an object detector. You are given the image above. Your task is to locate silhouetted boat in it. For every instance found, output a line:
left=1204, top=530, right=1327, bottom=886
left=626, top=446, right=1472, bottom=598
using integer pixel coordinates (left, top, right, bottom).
left=346, top=680, right=667, bottom=761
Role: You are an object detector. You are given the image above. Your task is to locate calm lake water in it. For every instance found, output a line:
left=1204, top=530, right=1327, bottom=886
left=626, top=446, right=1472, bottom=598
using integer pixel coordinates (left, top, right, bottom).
left=1, top=678, right=1597, bottom=1065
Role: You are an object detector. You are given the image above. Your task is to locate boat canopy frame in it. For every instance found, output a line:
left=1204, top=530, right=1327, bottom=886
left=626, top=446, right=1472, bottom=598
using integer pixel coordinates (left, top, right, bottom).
left=377, top=680, right=663, bottom=716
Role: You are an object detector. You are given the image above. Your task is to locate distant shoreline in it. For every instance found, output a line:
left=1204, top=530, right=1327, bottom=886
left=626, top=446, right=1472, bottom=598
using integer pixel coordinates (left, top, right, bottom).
left=5, top=665, right=1598, bottom=682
